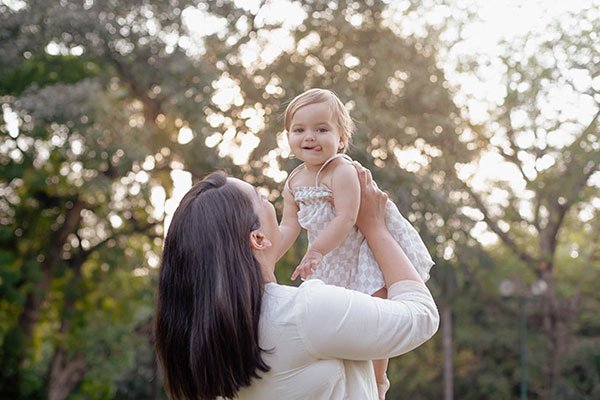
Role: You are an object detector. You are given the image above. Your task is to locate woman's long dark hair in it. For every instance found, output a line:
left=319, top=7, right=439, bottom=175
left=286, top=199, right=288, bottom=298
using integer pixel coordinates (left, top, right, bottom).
left=154, top=171, right=270, bottom=399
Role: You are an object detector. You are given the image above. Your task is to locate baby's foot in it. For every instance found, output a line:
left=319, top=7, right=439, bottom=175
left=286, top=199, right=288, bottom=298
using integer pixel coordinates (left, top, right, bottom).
left=377, top=376, right=390, bottom=400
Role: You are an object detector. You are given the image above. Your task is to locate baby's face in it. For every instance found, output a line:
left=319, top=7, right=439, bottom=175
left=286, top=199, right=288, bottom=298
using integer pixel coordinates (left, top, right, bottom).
left=287, top=102, right=344, bottom=167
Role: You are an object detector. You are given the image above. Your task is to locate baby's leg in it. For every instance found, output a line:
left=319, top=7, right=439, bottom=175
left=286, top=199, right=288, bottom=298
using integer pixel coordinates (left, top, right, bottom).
left=371, top=287, right=390, bottom=400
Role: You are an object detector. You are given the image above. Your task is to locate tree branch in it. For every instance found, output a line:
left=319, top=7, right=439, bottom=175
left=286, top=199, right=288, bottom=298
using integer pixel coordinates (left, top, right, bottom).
left=75, top=220, right=160, bottom=261
left=460, top=181, right=538, bottom=266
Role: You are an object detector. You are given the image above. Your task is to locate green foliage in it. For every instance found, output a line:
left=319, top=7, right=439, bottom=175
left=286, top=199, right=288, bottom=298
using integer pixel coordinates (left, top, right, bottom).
left=557, top=340, right=600, bottom=399
left=0, top=2, right=167, bottom=396
left=0, top=54, right=101, bottom=97
left=387, top=339, right=442, bottom=399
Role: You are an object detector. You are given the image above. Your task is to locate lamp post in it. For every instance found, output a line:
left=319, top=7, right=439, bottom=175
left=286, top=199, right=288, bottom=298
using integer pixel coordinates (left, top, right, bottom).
left=499, top=278, right=547, bottom=400
left=518, top=295, right=527, bottom=400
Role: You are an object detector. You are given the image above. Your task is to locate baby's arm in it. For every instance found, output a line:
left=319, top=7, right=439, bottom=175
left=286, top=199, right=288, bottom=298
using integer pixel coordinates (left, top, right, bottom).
left=291, top=161, right=360, bottom=280
left=310, top=161, right=360, bottom=253
left=276, top=185, right=302, bottom=262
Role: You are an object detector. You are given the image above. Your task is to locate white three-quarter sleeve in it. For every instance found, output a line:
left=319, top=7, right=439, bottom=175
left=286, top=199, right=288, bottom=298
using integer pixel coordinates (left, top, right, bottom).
left=294, top=279, right=439, bottom=361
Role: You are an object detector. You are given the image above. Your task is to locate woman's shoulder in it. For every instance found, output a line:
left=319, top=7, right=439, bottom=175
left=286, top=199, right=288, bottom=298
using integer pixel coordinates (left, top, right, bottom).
left=261, top=283, right=301, bottom=321
left=261, top=281, right=338, bottom=324
left=265, top=280, right=327, bottom=297
left=264, top=280, right=369, bottom=322
left=266, top=280, right=345, bottom=306
left=295, top=280, right=358, bottom=313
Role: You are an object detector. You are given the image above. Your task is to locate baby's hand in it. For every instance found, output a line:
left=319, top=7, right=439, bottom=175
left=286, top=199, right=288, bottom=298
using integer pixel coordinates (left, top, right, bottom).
left=291, top=249, right=323, bottom=281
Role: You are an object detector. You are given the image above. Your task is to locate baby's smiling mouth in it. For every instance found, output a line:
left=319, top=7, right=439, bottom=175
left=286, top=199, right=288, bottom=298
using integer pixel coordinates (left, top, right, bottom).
left=302, top=145, right=322, bottom=151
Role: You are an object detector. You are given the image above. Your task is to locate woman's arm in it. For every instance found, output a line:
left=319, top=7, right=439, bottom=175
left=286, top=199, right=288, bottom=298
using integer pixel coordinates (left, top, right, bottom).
left=277, top=185, right=302, bottom=262
left=297, top=280, right=439, bottom=360
left=291, top=161, right=360, bottom=280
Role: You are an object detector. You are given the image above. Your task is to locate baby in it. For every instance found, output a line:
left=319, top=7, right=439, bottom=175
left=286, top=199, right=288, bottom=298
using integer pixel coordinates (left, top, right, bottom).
left=276, top=88, right=434, bottom=400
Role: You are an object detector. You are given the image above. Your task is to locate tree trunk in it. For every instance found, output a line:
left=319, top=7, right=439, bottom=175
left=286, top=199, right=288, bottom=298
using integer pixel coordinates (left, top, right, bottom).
left=44, top=245, right=89, bottom=399
left=152, top=356, right=162, bottom=400
left=442, top=303, right=454, bottom=400
left=540, top=267, right=568, bottom=400
left=17, top=200, right=84, bottom=365
left=46, top=349, right=87, bottom=400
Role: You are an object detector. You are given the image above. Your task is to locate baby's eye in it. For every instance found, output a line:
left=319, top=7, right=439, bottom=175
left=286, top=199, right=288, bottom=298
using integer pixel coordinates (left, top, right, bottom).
left=317, top=127, right=329, bottom=133
left=292, top=128, right=304, bottom=133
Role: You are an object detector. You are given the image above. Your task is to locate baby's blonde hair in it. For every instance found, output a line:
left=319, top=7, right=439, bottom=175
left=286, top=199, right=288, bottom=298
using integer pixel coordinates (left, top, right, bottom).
left=284, top=88, right=355, bottom=153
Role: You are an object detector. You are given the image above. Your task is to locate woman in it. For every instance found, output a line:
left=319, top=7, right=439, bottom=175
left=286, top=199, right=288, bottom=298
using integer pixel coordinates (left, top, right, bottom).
left=154, top=163, right=439, bottom=400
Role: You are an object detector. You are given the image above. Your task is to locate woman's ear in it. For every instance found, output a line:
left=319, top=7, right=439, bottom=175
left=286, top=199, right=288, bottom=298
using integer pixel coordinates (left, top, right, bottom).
left=250, top=231, right=272, bottom=251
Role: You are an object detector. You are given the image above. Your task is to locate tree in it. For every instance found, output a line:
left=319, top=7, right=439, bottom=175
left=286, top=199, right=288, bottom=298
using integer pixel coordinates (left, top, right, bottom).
left=0, top=71, right=162, bottom=399
left=0, top=0, right=222, bottom=398
left=449, top=4, right=600, bottom=398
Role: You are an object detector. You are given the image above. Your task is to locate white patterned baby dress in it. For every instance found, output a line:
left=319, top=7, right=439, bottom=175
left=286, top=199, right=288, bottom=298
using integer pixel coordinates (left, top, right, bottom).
left=287, top=154, right=434, bottom=295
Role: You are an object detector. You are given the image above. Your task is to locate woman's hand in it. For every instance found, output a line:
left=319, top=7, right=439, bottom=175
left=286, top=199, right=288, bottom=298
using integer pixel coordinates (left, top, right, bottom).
left=353, top=161, right=388, bottom=236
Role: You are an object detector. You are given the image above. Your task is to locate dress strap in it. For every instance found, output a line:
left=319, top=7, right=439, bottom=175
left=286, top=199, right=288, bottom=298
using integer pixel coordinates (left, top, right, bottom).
left=284, top=162, right=306, bottom=192
left=315, top=153, right=353, bottom=187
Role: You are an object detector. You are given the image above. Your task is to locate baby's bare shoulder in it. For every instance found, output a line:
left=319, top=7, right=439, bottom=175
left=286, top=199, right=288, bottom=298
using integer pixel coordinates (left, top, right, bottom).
left=287, top=165, right=315, bottom=189
left=327, top=157, right=357, bottom=177
left=320, top=157, right=357, bottom=189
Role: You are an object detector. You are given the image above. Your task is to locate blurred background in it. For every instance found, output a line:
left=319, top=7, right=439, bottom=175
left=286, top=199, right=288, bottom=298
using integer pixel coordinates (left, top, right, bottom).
left=0, top=0, right=599, bottom=399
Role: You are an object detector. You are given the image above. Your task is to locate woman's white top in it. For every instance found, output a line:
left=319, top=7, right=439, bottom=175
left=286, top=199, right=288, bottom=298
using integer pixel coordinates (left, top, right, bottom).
left=235, top=279, right=439, bottom=400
